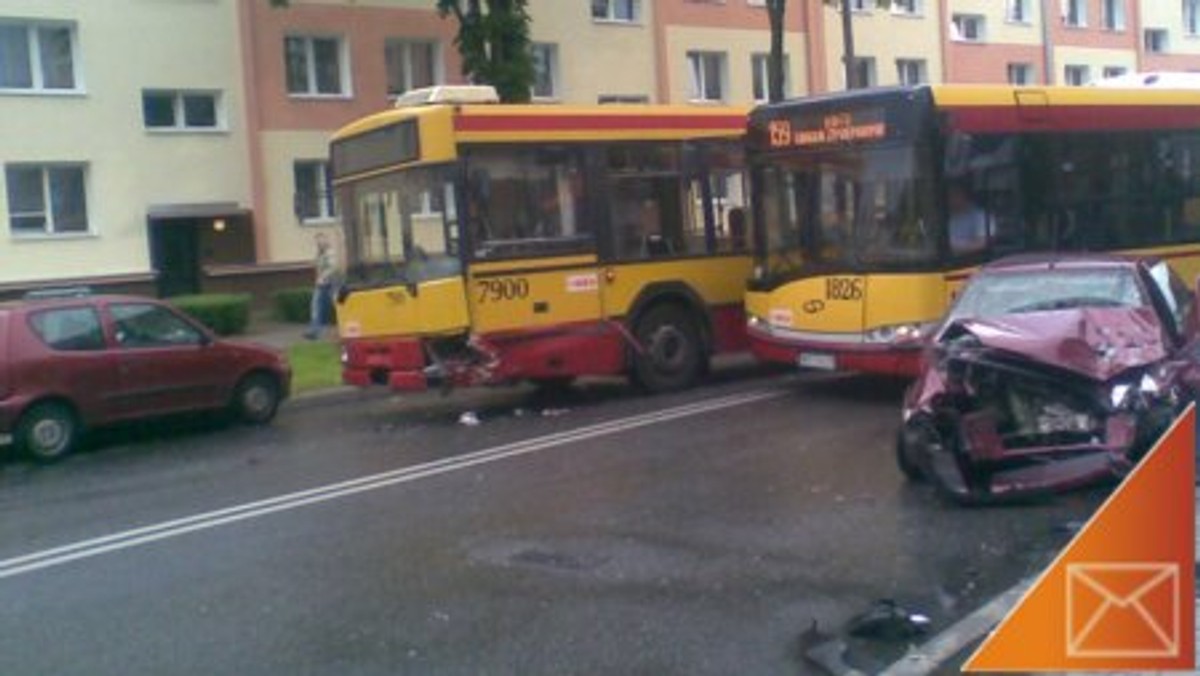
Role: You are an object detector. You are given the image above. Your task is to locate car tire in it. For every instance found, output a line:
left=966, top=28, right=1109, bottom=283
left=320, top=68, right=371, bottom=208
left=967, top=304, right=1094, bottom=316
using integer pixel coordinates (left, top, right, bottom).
left=895, top=425, right=927, bottom=483
left=232, top=373, right=281, bottom=425
left=16, top=401, right=79, bottom=463
left=631, top=304, right=705, bottom=393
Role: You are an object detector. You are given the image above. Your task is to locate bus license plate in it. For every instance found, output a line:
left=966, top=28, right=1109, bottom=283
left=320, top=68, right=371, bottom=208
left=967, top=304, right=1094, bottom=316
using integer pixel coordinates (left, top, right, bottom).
left=797, top=352, right=836, bottom=370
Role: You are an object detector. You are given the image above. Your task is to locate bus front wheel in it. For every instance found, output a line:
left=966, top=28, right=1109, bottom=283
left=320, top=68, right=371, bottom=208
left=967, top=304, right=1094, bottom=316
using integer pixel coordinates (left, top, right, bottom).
left=631, top=304, right=704, bottom=393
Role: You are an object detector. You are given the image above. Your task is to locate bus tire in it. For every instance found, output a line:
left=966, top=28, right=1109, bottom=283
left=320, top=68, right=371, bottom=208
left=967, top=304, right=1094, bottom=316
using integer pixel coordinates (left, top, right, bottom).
left=631, top=304, right=704, bottom=393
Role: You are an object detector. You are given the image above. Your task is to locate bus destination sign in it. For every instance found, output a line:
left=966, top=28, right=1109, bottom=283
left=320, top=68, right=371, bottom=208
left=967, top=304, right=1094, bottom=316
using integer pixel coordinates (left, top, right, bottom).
left=768, top=108, right=888, bottom=149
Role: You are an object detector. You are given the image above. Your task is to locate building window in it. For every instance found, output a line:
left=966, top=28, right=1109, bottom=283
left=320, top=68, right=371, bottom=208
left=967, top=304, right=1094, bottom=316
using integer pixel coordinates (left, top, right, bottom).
left=142, top=90, right=221, bottom=130
left=385, top=40, right=438, bottom=97
left=1064, top=0, right=1087, bottom=27
left=951, top=14, right=986, bottom=42
left=0, top=21, right=77, bottom=92
left=1007, top=62, right=1035, bottom=84
left=5, top=164, right=88, bottom=236
left=1145, top=28, right=1169, bottom=53
left=293, top=161, right=335, bottom=221
left=895, top=59, right=927, bottom=85
left=1006, top=0, right=1031, bottom=23
left=531, top=43, right=560, bottom=99
left=1064, top=64, right=1090, bottom=86
left=751, top=53, right=789, bottom=102
left=1187, top=0, right=1200, bottom=35
left=845, top=0, right=870, bottom=11
left=1102, top=66, right=1127, bottom=79
left=1101, top=0, right=1125, bottom=30
left=284, top=35, right=347, bottom=96
left=891, top=0, right=920, bottom=15
left=849, top=57, right=876, bottom=88
left=592, top=0, right=640, bottom=23
left=687, top=51, right=727, bottom=102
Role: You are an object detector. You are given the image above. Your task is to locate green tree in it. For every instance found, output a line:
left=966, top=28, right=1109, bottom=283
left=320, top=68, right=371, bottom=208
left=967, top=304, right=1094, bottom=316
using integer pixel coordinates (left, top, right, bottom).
left=436, top=0, right=534, bottom=103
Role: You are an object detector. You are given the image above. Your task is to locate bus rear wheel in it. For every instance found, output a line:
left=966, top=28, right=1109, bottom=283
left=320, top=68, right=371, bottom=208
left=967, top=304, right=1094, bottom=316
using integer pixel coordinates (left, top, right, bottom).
left=631, top=304, right=704, bottom=393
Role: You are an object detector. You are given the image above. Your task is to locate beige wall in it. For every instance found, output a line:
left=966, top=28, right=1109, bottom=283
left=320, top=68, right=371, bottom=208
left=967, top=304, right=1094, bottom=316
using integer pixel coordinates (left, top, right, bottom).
left=1054, top=45, right=1138, bottom=79
left=1142, top=2, right=1200, bottom=56
left=662, top=26, right=808, bottom=104
left=260, top=130, right=341, bottom=266
left=0, top=0, right=249, bottom=285
left=822, top=5, right=943, bottom=89
left=526, top=0, right=657, bottom=103
left=948, top=0, right=1044, bottom=45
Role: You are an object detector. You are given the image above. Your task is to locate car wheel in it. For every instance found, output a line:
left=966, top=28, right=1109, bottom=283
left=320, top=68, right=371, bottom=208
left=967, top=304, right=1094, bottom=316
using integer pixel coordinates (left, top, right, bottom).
left=233, top=373, right=281, bottom=425
left=631, top=304, right=705, bottom=393
left=16, top=401, right=79, bottom=463
left=895, top=425, right=927, bottom=483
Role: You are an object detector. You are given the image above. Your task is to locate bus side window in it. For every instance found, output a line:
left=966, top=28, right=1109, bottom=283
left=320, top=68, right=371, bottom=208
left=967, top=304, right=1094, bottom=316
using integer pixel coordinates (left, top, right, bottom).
left=608, top=144, right=693, bottom=260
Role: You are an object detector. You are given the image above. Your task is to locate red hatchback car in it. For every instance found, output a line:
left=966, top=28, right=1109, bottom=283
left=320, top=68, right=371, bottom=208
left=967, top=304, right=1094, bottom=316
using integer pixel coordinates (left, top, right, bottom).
left=0, top=293, right=291, bottom=462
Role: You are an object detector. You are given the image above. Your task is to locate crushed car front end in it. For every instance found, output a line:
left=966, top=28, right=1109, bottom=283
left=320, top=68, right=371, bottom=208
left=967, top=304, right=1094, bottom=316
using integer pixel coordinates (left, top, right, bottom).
left=899, top=307, right=1184, bottom=503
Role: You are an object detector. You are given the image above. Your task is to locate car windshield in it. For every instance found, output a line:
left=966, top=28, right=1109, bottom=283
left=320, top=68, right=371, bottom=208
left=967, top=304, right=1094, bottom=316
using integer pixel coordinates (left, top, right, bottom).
left=947, top=267, right=1147, bottom=322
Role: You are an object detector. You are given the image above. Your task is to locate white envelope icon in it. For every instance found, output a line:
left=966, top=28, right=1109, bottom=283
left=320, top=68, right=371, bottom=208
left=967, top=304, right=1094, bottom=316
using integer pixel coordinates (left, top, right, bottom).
left=1065, top=562, right=1180, bottom=659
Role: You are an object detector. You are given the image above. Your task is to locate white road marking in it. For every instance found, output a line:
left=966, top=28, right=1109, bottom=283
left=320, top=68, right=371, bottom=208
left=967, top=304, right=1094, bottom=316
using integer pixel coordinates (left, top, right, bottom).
left=0, top=389, right=785, bottom=581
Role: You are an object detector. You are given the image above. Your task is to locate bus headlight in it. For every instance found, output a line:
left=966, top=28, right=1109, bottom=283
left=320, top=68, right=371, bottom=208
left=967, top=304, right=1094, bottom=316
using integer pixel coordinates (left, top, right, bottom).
left=865, top=322, right=930, bottom=345
left=747, top=315, right=766, bottom=330
left=340, top=347, right=349, bottom=365
left=753, top=265, right=766, bottom=281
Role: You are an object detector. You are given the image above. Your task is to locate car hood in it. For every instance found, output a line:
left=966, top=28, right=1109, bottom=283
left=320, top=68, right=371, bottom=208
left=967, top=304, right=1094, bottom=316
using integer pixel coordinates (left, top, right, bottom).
left=941, top=306, right=1167, bottom=381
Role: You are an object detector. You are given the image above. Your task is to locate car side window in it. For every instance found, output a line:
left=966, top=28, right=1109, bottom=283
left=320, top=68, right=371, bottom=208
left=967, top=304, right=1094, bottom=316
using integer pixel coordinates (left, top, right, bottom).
left=111, top=303, right=203, bottom=348
left=29, top=307, right=106, bottom=352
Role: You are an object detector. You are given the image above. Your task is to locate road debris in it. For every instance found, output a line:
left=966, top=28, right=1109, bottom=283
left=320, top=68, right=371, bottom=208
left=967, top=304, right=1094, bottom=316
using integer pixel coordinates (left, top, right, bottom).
left=457, top=411, right=481, bottom=426
left=846, top=599, right=931, bottom=641
left=799, top=620, right=867, bottom=676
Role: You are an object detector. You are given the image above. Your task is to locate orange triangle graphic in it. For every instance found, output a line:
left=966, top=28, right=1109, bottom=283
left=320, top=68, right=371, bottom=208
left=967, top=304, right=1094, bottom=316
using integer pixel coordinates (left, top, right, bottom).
left=964, top=406, right=1195, bottom=672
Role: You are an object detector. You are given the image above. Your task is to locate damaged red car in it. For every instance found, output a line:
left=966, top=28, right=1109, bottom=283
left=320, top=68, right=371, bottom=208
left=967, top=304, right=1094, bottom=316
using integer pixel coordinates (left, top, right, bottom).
left=897, top=254, right=1198, bottom=503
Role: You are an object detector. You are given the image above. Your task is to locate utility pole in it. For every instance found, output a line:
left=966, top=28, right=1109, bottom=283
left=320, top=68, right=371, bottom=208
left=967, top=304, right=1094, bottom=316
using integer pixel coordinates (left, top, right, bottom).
left=841, top=0, right=857, bottom=89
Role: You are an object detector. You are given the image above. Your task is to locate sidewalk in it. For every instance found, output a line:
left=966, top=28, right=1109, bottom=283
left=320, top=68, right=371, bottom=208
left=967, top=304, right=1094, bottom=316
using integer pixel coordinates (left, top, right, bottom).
left=241, top=316, right=336, bottom=352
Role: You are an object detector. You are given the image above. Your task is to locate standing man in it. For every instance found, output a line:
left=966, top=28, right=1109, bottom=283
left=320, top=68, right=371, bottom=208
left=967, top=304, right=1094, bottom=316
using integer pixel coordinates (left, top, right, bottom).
left=305, top=232, right=339, bottom=340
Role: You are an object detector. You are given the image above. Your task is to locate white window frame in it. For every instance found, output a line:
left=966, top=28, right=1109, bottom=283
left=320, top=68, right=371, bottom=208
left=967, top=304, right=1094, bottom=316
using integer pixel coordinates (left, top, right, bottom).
left=293, top=160, right=336, bottom=223
left=284, top=34, right=351, bottom=98
left=1007, top=62, right=1035, bottom=84
left=142, top=90, right=224, bottom=132
left=846, top=0, right=871, bottom=12
left=1187, top=0, right=1200, bottom=36
left=890, top=0, right=921, bottom=16
left=1006, top=0, right=1031, bottom=23
left=531, top=42, right=560, bottom=100
left=1145, top=28, right=1169, bottom=53
left=751, top=53, right=789, bottom=102
left=0, top=20, right=81, bottom=94
left=1063, top=0, right=1087, bottom=27
left=687, top=51, right=727, bottom=103
left=384, top=39, right=440, bottom=97
left=1101, top=0, right=1125, bottom=30
left=1064, top=64, right=1090, bottom=86
left=592, top=0, right=641, bottom=24
left=5, top=163, right=90, bottom=237
left=895, top=59, right=927, bottom=85
left=951, top=14, right=986, bottom=42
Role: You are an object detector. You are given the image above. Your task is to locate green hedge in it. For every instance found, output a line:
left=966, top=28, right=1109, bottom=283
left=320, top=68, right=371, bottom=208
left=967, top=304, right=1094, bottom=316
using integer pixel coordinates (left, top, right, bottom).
left=273, top=286, right=335, bottom=325
left=170, top=293, right=252, bottom=336
left=273, top=287, right=312, bottom=324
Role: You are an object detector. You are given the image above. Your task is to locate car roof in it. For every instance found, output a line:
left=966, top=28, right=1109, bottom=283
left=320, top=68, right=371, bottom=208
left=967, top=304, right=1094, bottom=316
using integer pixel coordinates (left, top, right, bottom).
left=977, top=252, right=1152, bottom=275
left=0, top=293, right=161, bottom=313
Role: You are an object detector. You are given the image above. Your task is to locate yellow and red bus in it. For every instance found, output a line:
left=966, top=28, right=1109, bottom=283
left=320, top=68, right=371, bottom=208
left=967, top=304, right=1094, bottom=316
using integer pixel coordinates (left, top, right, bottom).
left=744, top=84, right=1200, bottom=376
left=330, top=87, right=752, bottom=393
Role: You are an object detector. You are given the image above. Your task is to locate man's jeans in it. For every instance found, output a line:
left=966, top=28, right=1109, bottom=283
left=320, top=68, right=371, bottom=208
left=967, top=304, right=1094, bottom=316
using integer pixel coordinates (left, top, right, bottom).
left=307, top=283, right=333, bottom=337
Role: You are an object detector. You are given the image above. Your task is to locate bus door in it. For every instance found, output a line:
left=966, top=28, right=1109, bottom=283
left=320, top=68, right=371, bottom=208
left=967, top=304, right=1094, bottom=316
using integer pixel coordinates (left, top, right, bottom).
left=462, top=146, right=613, bottom=374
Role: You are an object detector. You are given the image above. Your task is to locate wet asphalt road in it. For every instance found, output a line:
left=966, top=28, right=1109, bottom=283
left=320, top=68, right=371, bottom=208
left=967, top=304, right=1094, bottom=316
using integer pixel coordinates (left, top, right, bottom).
left=0, top=364, right=1104, bottom=675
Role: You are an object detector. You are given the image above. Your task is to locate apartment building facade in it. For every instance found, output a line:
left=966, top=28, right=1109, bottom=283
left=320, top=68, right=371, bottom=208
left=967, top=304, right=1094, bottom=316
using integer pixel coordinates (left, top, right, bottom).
left=5, top=0, right=1200, bottom=296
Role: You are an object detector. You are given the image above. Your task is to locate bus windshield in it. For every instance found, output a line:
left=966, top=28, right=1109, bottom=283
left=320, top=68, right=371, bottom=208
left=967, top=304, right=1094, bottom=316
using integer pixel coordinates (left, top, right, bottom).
left=758, top=145, right=938, bottom=277
left=341, top=164, right=462, bottom=286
